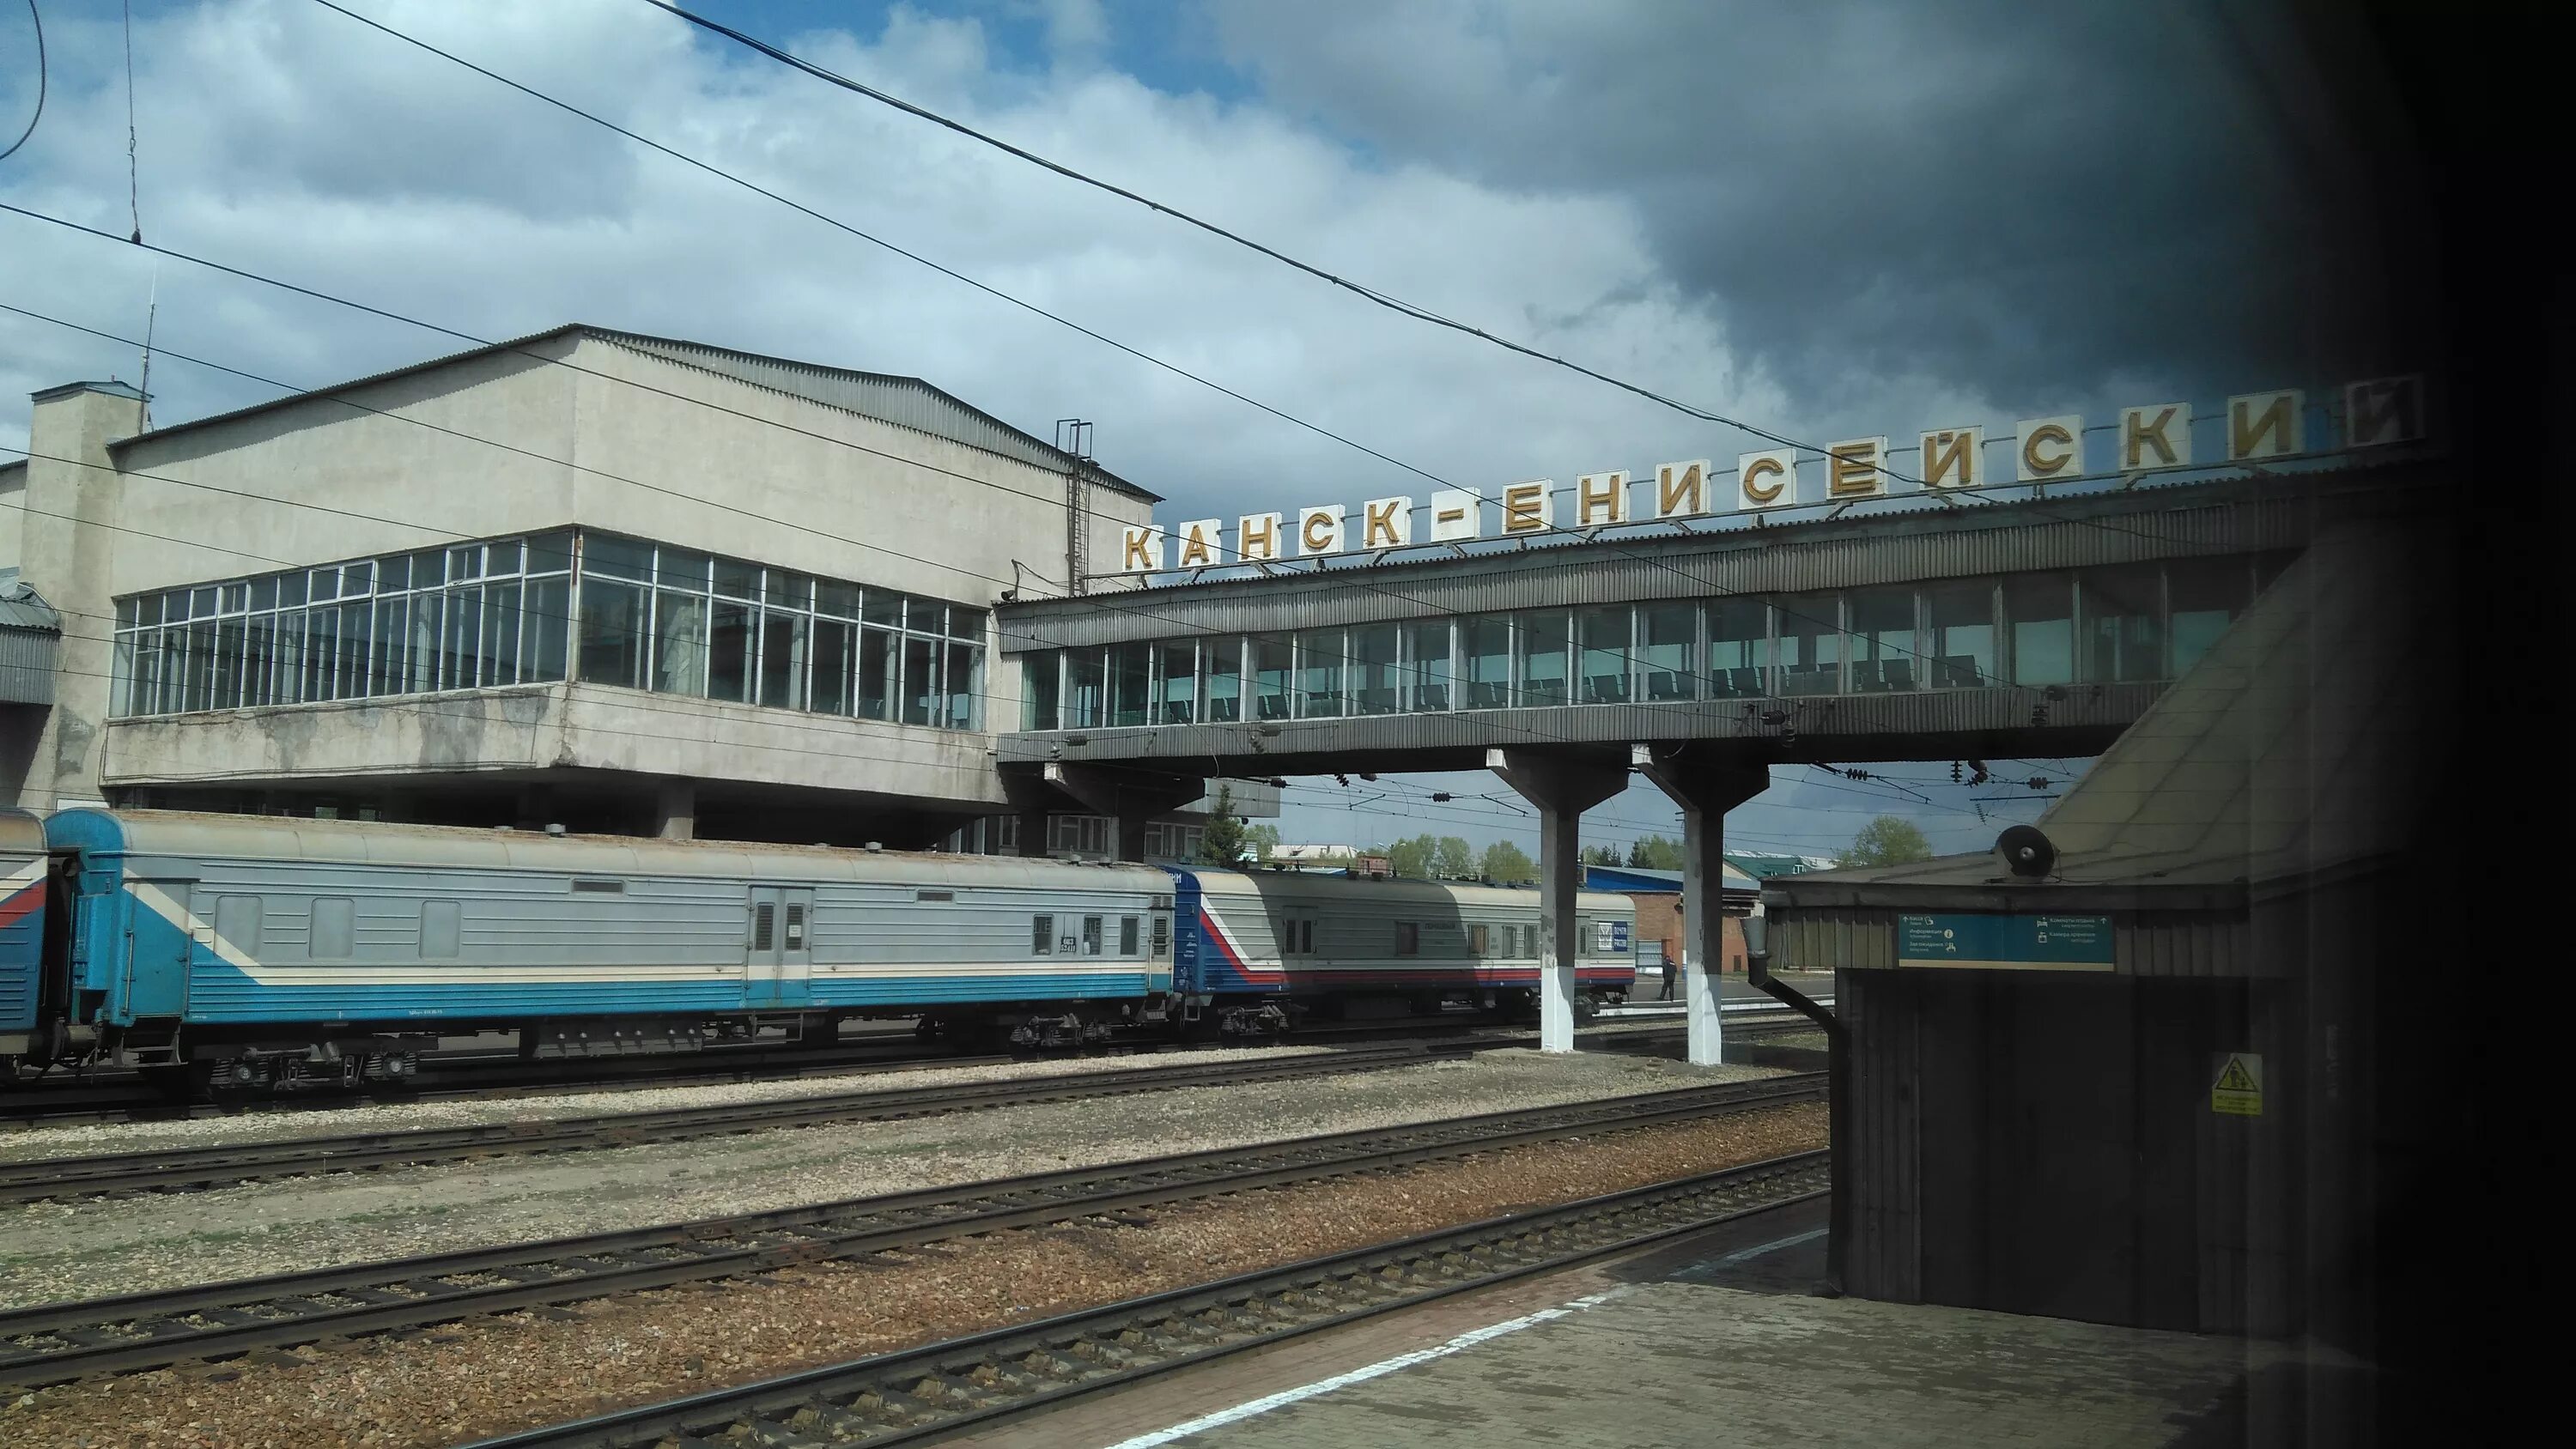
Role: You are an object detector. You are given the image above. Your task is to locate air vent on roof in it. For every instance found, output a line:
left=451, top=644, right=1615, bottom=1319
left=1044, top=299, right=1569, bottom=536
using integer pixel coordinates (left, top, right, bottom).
left=916, top=889, right=955, bottom=903
left=572, top=879, right=627, bottom=894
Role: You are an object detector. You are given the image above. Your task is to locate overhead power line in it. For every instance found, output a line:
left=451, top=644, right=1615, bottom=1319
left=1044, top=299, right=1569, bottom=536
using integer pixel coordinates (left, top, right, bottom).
left=2, top=0, right=41, bottom=163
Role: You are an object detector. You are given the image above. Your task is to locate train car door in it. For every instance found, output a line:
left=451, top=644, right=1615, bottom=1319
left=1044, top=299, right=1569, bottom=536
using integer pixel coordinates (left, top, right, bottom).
left=119, top=877, right=196, bottom=1021
left=744, top=886, right=814, bottom=1009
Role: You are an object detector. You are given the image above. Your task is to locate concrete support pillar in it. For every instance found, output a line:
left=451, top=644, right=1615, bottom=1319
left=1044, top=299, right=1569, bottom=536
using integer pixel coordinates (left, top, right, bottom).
left=654, top=779, right=696, bottom=841
left=1634, top=746, right=1769, bottom=1066
left=1042, top=762, right=1200, bottom=864
left=1487, top=749, right=1631, bottom=1054
left=15, top=382, right=147, bottom=809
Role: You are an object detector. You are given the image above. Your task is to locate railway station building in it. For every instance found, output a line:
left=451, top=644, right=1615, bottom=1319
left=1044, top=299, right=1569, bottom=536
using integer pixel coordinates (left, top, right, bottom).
left=0, top=327, right=1273, bottom=851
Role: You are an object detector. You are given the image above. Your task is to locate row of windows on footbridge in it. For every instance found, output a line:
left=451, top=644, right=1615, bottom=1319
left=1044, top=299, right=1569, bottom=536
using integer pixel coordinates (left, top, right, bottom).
left=1022, top=553, right=2287, bottom=731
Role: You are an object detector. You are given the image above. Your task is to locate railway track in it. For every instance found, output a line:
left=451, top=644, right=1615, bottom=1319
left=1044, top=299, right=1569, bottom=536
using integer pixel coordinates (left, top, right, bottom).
left=0, top=1043, right=1475, bottom=1204
left=465, top=1149, right=1829, bottom=1449
left=0, top=1073, right=1825, bottom=1388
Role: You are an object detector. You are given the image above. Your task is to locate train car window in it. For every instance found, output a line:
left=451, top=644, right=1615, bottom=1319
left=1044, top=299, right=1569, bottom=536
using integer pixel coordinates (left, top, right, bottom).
left=214, top=896, right=263, bottom=955
left=313, top=897, right=355, bottom=959
left=1083, top=916, right=1103, bottom=955
left=421, top=900, right=462, bottom=958
left=916, top=889, right=954, bottom=902
left=571, top=879, right=626, bottom=894
left=1152, top=916, right=1171, bottom=956
left=1300, top=919, right=1317, bottom=955
left=1469, top=923, right=1490, bottom=955
left=784, top=904, right=807, bottom=949
left=1396, top=922, right=1419, bottom=955
left=1032, top=915, right=1054, bottom=955
left=753, top=903, right=776, bottom=952
left=1121, top=916, right=1141, bottom=955
left=1521, top=925, right=1537, bottom=958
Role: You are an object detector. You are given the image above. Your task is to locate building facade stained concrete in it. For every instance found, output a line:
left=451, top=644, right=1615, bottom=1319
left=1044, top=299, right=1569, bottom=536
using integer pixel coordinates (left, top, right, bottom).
left=0, top=327, right=1273, bottom=850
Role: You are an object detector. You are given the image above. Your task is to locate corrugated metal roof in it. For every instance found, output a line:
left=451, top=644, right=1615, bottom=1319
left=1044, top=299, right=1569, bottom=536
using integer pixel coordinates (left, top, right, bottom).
left=100, top=324, right=1155, bottom=499
left=0, top=571, right=62, bottom=705
left=0, top=570, right=60, bottom=632
left=1765, top=512, right=2435, bottom=903
left=1583, top=864, right=1758, bottom=894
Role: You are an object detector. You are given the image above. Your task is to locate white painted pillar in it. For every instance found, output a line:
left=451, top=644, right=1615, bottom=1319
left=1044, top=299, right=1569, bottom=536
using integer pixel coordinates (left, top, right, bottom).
left=1488, top=749, right=1631, bottom=1057
left=1635, top=746, right=1770, bottom=1068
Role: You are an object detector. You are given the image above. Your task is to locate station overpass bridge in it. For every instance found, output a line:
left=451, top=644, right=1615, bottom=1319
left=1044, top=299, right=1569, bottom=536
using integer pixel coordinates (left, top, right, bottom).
left=992, top=457, right=2439, bottom=1060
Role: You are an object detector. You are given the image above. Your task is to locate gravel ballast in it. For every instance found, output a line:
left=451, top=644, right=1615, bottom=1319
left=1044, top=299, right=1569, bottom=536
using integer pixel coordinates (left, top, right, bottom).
left=1, top=1103, right=1826, bottom=1449
left=0, top=1049, right=1789, bottom=1310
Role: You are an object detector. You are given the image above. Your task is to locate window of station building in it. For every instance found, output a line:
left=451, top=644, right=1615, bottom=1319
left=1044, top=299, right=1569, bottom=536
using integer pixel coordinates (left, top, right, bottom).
left=1924, top=582, right=1998, bottom=688
left=1708, top=598, right=1769, bottom=699
left=1577, top=605, right=1632, bottom=705
left=1109, top=641, right=1153, bottom=727
left=112, top=530, right=574, bottom=718
left=1156, top=640, right=1198, bottom=724
left=1464, top=616, right=1512, bottom=709
left=1774, top=594, right=1842, bottom=697
left=1516, top=610, right=1570, bottom=707
left=2081, top=563, right=2164, bottom=682
left=2004, top=575, right=2074, bottom=686
left=1352, top=624, right=1400, bottom=716
left=2166, top=557, right=2249, bottom=678
left=1296, top=628, right=1346, bottom=718
left=1252, top=636, right=1294, bottom=722
left=1638, top=603, right=1697, bottom=702
left=1403, top=621, right=1453, bottom=711
left=1204, top=640, right=1243, bottom=724
left=1848, top=586, right=1917, bottom=694
left=1023, top=652, right=1061, bottom=731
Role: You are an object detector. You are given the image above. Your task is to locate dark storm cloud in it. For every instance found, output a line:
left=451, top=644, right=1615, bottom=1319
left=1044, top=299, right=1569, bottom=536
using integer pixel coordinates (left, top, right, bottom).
left=1207, top=0, right=2410, bottom=415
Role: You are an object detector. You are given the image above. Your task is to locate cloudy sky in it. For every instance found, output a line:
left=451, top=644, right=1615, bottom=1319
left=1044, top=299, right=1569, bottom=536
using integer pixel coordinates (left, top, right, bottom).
left=0, top=0, right=2399, bottom=859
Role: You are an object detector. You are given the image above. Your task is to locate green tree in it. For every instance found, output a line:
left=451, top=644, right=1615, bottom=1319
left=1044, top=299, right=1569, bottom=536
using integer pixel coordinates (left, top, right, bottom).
left=1625, top=834, right=1688, bottom=870
left=1386, top=833, right=1439, bottom=878
left=1480, top=840, right=1537, bottom=884
left=1198, top=784, right=1249, bottom=865
left=1246, top=822, right=1282, bottom=864
left=1579, top=844, right=1625, bottom=867
left=1838, top=815, right=1935, bottom=868
left=1434, top=836, right=1474, bottom=878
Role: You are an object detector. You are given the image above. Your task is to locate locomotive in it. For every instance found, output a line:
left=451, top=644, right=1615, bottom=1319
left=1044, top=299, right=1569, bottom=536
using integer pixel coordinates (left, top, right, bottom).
left=2, top=808, right=1631, bottom=1094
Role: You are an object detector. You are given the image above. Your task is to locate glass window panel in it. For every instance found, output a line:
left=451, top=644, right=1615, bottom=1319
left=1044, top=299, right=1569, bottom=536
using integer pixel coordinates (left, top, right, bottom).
left=902, top=634, right=939, bottom=725
left=655, top=548, right=710, bottom=591
left=2081, top=564, right=2163, bottom=682
left=1109, top=642, right=1151, bottom=727
left=1252, top=636, right=1293, bottom=721
left=1577, top=606, right=1631, bottom=705
left=273, top=614, right=306, bottom=705
left=862, top=591, right=903, bottom=627
left=309, top=569, right=339, bottom=604
left=214, top=619, right=246, bottom=709
left=1296, top=629, right=1344, bottom=718
left=303, top=610, right=338, bottom=702
left=815, top=579, right=860, bottom=619
left=707, top=600, right=753, bottom=701
left=945, top=641, right=977, bottom=729
left=128, top=633, right=161, bottom=716
left=163, top=588, right=191, bottom=622
left=524, top=577, right=570, bottom=682
left=1924, top=582, right=1996, bottom=688
left=443, top=584, right=481, bottom=689
left=813, top=618, right=855, bottom=715
left=1515, top=611, right=1568, bottom=707
left=759, top=609, right=809, bottom=710
left=526, top=530, right=574, bottom=574
left=2167, top=558, right=2248, bottom=677
left=1464, top=616, right=1511, bottom=709
left=372, top=597, right=409, bottom=695
left=1063, top=646, right=1103, bottom=729
left=1849, top=586, right=1917, bottom=693
left=1157, top=641, right=1198, bottom=724
left=378, top=555, right=410, bottom=592
left=853, top=627, right=892, bottom=720
left=409, top=549, right=446, bottom=588
left=485, top=583, right=522, bottom=686
left=1775, top=595, right=1841, bottom=696
left=409, top=591, right=442, bottom=692
left=713, top=558, right=759, bottom=599
left=763, top=571, right=811, bottom=609
left=653, top=591, right=709, bottom=695
left=339, top=600, right=371, bottom=695
left=1023, top=650, right=1060, bottom=731
left=485, top=540, right=523, bottom=576
left=340, top=561, right=373, bottom=596
left=583, top=535, right=651, bottom=582
left=1404, top=621, right=1452, bottom=711
left=242, top=615, right=276, bottom=707
left=1639, top=603, right=1696, bottom=701
left=908, top=597, right=945, bottom=636
left=1204, top=640, right=1242, bottom=724
left=247, top=577, right=277, bottom=611
left=447, top=546, right=483, bottom=581
left=576, top=579, right=647, bottom=689
left=1352, top=625, right=1400, bottom=716
left=949, top=607, right=986, bottom=640
left=220, top=583, right=247, bottom=613
left=2004, top=575, right=2072, bottom=686
left=191, top=586, right=218, bottom=618
left=131, top=594, right=160, bottom=627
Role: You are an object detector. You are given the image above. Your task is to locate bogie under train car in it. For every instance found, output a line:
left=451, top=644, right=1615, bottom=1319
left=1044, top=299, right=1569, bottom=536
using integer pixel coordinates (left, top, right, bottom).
left=22, top=809, right=1174, bottom=1091
left=1168, top=867, right=1633, bottom=1034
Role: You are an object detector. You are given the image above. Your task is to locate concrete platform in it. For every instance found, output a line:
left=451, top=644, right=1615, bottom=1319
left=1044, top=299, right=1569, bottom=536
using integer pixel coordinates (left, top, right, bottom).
left=945, top=1197, right=2341, bottom=1449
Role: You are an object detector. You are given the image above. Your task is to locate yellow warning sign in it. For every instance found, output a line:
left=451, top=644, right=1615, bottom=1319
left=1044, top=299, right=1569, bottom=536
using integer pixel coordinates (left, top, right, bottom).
left=2210, top=1052, right=2262, bottom=1116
